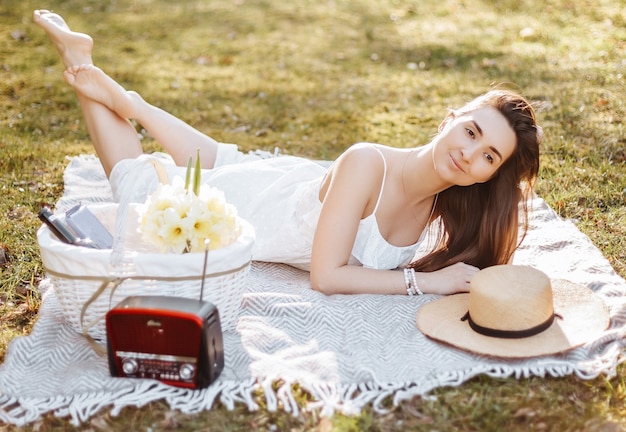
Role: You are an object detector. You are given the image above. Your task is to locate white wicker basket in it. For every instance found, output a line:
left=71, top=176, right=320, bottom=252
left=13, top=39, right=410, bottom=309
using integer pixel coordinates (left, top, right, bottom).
left=38, top=202, right=255, bottom=340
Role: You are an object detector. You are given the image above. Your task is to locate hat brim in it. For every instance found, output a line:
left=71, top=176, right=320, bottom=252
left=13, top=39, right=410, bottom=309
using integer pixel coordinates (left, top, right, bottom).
left=416, top=279, right=610, bottom=358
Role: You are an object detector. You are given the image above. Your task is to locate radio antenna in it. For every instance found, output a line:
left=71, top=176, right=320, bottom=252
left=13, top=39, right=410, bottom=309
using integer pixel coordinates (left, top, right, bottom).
left=199, top=239, right=210, bottom=302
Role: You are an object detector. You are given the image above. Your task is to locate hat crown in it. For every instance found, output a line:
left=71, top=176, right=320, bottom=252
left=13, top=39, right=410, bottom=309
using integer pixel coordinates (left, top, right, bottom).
left=468, top=265, right=553, bottom=332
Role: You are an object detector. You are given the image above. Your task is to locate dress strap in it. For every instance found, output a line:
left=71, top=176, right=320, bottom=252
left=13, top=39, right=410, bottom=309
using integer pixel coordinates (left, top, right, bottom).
left=370, top=145, right=387, bottom=215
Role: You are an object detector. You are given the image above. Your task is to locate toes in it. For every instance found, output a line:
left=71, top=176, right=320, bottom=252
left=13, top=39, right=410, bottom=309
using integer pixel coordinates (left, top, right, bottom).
left=33, top=9, right=51, bottom=21
left=63, top=64, right=95, bottom=85
left=62, top=68, right=76, bottom=85
left=77, top=64, right=94, bottom=73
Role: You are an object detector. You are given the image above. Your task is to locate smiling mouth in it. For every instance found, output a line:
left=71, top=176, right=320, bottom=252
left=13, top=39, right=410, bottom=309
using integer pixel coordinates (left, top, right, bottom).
left=449, top=154, right=465, bottom=173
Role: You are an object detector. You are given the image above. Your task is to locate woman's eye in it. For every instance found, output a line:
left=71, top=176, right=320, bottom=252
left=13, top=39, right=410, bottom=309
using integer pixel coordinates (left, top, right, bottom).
left=466, top=128, right=475, bottom=138
left=484, top=153, right=494, bottom=164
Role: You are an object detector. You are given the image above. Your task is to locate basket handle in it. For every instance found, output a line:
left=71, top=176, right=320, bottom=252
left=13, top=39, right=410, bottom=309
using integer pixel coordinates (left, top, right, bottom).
left=79, top=156, right=170, bottom=354
left=80, top=277, right=123, bottom=356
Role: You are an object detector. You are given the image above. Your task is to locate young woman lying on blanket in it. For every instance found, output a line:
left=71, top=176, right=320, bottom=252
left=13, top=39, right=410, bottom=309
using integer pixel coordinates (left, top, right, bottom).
left=34, top=9, right=542, bottom=297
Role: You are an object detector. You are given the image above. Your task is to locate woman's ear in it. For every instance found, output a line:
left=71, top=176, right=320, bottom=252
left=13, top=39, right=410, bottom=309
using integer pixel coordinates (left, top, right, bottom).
left=438, top=110, right=456, bottom=133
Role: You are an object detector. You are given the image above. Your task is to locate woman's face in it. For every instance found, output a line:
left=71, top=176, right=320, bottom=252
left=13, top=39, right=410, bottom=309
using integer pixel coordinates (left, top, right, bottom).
left=432, top=106, right=516, bottom=187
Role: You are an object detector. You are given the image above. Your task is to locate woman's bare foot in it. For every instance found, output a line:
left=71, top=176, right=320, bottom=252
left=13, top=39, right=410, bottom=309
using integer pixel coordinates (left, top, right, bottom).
left=63, top=64, right=138, bottom=119
left=33, top=9, right=93, bottom=68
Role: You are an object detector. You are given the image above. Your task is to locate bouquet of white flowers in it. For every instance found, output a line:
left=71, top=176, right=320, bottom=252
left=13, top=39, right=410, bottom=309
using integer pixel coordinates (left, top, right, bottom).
left=137, top=151, right=241, bottom=253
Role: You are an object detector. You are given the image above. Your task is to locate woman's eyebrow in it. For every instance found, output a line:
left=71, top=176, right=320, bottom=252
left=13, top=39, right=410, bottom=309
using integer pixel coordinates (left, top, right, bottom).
left=471, top=120, right=503, bottom=161
left=471, top=120, right=483, bottom=137
left=490, top=146, right=503, bottom=161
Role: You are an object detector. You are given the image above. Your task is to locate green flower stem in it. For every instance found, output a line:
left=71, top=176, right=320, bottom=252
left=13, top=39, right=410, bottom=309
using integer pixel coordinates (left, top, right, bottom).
left=184, top=156, right=193, bottom=191
left=193, top=148, right=201, bottom=196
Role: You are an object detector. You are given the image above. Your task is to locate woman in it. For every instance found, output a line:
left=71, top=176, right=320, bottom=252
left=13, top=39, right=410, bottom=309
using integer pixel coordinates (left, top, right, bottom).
left=33, top=10, right=541, bottom=297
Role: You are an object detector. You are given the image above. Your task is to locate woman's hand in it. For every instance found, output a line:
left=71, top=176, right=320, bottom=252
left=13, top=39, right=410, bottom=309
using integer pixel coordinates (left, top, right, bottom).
left=417, top=262, right=480, bottom=295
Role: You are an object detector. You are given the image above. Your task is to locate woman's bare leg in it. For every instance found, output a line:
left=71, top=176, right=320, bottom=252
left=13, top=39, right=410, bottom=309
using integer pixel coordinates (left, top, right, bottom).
left=34, top=9, right=221, bottom=174
left=125, top=93, right=222, bottom=169
left=33, top=9, right=142, bottom=177
left=62, top=64, right=221, bottom=168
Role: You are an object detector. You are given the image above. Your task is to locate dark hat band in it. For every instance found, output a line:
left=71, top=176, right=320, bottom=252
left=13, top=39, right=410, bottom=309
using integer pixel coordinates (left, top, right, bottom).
left=460, top=311, right=562, bottom=339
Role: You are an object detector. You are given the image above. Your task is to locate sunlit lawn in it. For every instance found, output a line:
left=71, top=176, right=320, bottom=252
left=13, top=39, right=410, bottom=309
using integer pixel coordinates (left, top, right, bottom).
left=1, top=0, right=625, bottom=430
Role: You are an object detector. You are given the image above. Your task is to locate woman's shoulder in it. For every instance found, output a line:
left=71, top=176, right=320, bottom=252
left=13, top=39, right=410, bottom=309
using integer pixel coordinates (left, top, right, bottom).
left=321, top=144, right=387, bottom=197
left=339, top=143, right=409, bottom=170
left=332, top=143, right=388, bottom=175
left=344, top=142, right=389, bottom=153
left=340, top=143, right=394, bottom=163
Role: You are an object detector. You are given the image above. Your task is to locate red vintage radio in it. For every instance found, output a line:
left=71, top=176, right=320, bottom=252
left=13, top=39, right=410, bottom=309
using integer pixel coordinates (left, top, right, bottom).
left=105, top=244, right=225, bottom=389
left=106, top=295, right=224, bottom=389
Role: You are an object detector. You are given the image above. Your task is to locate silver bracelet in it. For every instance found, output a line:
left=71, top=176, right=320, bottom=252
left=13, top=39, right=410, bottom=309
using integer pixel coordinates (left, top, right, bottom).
left=404, top=268, right=422, bottom=296
left=409, top=268, right=423, bottom=295
left=404, top=268, right=414, bottom=295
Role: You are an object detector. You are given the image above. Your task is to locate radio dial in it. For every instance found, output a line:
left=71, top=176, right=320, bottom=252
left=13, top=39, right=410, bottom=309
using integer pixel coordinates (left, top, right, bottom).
left=122, top=358, right=139, bottom=375
left=179, top=363, right=195, bottom=381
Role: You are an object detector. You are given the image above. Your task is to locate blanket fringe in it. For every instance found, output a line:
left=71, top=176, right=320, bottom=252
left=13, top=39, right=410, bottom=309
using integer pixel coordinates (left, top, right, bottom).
left=2, top=344, right=626, bottom=427
left=0, top=380, right=259, bottom=427
left=262, top=342, right=626, bottom=417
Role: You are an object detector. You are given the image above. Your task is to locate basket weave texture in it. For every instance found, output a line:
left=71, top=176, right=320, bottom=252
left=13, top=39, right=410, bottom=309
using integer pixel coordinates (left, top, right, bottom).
left=37, top=203, right=255, bottom=339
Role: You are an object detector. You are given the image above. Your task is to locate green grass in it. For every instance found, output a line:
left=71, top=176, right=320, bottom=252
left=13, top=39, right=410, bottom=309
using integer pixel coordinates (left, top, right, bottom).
left=1, top=0, right=625, bottom=430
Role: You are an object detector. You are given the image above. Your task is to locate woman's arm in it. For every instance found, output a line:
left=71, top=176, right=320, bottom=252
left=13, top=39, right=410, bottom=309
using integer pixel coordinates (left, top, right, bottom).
left=310, top=145, right=407, bottom=294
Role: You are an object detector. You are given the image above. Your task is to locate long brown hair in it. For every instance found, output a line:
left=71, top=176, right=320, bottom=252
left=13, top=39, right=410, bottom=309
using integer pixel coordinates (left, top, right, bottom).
left=410, top=90, right=541, bottom=271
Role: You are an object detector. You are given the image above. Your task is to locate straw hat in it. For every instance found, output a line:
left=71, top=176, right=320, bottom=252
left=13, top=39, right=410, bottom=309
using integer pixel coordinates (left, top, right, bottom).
left=416, top=265, right=610, bottom=358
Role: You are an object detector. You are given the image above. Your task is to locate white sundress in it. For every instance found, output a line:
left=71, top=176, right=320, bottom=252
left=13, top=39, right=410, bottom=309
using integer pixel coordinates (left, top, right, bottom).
left=109, top=143, right=424, bottom=270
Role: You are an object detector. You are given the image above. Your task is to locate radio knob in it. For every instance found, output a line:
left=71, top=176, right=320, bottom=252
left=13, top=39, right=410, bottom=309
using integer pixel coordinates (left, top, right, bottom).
left=122, top=358, right=138, bottom=375
left=179, top=363, right=195, bottom=381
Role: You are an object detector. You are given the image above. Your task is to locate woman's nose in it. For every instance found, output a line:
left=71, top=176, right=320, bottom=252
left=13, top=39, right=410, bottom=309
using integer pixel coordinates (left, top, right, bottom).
left=460, top=146, right=474, bottom=163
